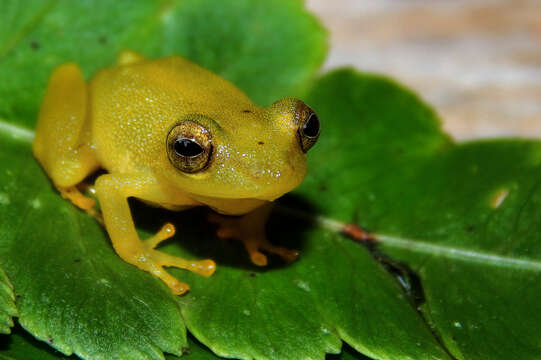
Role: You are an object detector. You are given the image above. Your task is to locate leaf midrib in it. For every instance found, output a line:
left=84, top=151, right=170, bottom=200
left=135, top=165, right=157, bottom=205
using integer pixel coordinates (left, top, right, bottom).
left=2, top=119, right=539, bottom=273
left=0, top=119, right=34, bottom=143
left=377, top=234, right=541, bottom=270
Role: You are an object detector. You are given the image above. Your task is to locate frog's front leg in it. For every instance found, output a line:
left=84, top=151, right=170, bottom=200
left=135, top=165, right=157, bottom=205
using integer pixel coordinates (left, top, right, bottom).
left=95, top=173, right=215, bottom=295
left=209, top=203, right=299, bottom=266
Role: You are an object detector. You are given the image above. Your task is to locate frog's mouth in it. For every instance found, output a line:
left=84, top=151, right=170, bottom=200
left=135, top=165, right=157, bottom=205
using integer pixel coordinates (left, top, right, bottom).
left=188, top=194, right=269, bottom=215
left=185, top=174, right=303, bottom=215
left=246, top=158, right=307, bottom=201
left=252, top=179, right=303, bottom=202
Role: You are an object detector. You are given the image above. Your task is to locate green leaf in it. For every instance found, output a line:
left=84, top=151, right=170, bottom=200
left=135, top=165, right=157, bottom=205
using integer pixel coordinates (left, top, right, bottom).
left=0, top=134, right=186, bottom=359
left=164, top=71, right=450, bottom=359
left=0, top=268, right=17, bottom=335
left=1, top=325, right=74, bottom=360
left=156, top=0, right=327, bottom=106
left=380, top=144, right=541, bottom=359
left=1, top=326, right=370, bottom=360
left=169, top=217, right=448, bottom=360
left=299, top=68, right=541, bottom=359
left=0, top=0, right=326, bottom=128
left=166, top=336, right=222, bottom=360
left=2, top=0, right=538, bottom=359
left=0, top=325, right=220, bottom=360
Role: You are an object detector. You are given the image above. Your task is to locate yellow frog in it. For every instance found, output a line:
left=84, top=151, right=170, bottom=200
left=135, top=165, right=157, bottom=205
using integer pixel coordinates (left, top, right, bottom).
left=33, top=51, right=320, bottom=295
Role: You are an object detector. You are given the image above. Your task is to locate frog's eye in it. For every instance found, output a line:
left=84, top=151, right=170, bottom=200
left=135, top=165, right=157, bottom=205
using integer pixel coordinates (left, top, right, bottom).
left=296, top=103, right=320, bottom=152
left=166, top=121, right=213, bottom=173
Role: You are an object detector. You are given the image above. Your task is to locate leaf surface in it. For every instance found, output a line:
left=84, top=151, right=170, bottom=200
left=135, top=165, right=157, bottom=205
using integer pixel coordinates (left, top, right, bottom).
left=170, top=219, right=448, bottom=360
left=0, top=0, right=326, bottom=127
left=1, top=0, right=539, bottom=359
left=0, top=268, right=17, bottom=335
left=1, top=326, right=73, bottom=360
left=299, top=69, right=541, bottom=360
left=0, top=326, right=220, bottom=360
left=0, top=134, right=186, bottom=359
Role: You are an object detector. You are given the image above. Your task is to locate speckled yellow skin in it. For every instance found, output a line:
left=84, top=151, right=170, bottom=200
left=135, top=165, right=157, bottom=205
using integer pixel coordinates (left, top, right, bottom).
left=33, top=51, right=309, bottom=295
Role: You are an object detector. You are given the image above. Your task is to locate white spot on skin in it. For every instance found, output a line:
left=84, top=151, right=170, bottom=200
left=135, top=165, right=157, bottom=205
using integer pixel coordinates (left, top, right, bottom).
left=454, top=322, right=462, bottom=328
left=30, top=198, right=41, bottom=209
left=0, top=193, right=10, bottom=205
left=490, top=188, right=509, bottom=209
left=243, top=309, right=251, bottom=316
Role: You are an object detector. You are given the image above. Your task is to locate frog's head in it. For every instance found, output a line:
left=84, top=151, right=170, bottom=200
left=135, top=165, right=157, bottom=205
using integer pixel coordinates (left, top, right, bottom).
left=159, top=98, right=319, bottom=206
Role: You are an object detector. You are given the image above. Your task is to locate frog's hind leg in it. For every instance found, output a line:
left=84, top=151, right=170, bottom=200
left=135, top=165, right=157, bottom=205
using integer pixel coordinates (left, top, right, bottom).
left=208, top=204, right=300, bottom=266
left=33, top=63, right=100, bottom=211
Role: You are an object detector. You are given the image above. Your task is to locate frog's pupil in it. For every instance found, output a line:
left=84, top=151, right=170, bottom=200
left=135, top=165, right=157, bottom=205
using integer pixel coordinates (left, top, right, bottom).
left=303, top=113, right=319, bottom=137
left=175, top=138, right=203, bottom=157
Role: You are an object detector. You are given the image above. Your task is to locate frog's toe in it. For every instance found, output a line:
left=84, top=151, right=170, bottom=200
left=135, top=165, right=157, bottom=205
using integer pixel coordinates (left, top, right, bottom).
left=248, top=250, right=268, bottom=266
left=140, top=249, right=215, bottom=294
left=150, top=266, right=190, bottom=295
left=248, top=239, right=299, bottom=265
left=182, top=258, right=216, bottom=277
left=260, top=243, right=299, bottom=263
left=208, top=213, right=239, bottom=239
left=144, top=223, right=176, bottom=249
left=152, top=250, right=216, bottom=278
left=133, top=225, right=216, bottom=294
left=59, top=186, right=95, bottom=210
left=209, top=211, right=299, bottom=266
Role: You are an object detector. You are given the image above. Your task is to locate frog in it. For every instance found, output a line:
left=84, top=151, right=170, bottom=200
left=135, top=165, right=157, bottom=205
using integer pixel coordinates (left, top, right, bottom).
left=33, top=50, right=320, bottom=295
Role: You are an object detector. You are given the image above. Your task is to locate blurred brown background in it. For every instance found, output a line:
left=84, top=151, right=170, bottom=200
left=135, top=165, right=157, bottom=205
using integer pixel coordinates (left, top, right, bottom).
left=306, top=0, right=541, bottom=141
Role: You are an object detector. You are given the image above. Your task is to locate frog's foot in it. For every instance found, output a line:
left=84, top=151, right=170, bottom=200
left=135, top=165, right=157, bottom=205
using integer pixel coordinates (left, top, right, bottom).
left=208, top=213, right=299, bottom=267
left=139, top=223, right=216, bottom=295
left=58, top=186, right=95, bottom=210
left=57, top=185, right=104, bottom=224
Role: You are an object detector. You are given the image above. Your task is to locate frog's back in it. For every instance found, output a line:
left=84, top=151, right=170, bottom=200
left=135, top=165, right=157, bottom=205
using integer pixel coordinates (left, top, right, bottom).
left=89, top=55, right=255, bottom=174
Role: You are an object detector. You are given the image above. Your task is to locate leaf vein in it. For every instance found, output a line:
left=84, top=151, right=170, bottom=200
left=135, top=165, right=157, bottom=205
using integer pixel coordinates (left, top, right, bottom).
left=377, top=234, right=541, bottom=271
left=0, top=119, right=34, bottom=143
left=278, top=206, right=541, bottom=271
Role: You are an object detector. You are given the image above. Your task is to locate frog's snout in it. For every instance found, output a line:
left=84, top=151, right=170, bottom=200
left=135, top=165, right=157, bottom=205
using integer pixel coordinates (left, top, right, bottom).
left=251, top=159, right=307, bottom=201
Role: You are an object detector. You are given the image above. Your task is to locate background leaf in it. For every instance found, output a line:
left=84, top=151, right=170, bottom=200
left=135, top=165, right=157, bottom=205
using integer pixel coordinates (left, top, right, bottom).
left=299, top=68, right=541, bottom=360
left=0, top=325, right=221, bottom=360
left=0, top=134, right=187, bottom=359
left=155, top=0, right=327, bottom=106
left=1, top=0, right=538, bottom=359
left=169, top=215, right=449, bottom=360
left=1, top=325, right=73, bottom=360
left=0, top=0, right=326, bottom=128
left=0, top=268, right=17, bottom=335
